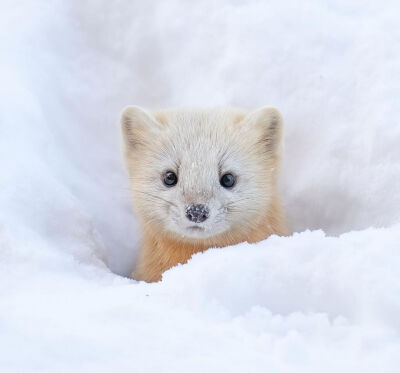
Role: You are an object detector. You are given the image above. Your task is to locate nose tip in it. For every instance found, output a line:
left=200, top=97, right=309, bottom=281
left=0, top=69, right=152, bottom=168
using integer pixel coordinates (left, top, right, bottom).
left=185, top=204, right=210, bottom=223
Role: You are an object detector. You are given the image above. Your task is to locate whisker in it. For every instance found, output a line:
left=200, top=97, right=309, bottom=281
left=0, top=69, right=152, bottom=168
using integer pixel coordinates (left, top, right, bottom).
left=134, top=190, right=178, bottom=208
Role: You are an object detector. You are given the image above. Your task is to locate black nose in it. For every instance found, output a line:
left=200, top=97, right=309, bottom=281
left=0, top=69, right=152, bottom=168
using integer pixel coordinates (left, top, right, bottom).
left=185, top=204, right=210, bottom=223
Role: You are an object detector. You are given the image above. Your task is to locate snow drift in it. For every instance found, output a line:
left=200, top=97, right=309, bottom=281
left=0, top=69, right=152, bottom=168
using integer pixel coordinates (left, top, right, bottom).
left=1, top=0, right=399, bottom=371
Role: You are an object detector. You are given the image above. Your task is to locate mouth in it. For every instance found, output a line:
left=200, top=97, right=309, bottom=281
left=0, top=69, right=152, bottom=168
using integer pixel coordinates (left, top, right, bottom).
left=186, top=225, right=205, bottom=232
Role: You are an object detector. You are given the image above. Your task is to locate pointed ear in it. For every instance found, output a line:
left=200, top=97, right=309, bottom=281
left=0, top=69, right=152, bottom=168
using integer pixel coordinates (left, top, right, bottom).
left=121, top=106, right=162, bottom=150
left=241, top=107, right=283, bottom=157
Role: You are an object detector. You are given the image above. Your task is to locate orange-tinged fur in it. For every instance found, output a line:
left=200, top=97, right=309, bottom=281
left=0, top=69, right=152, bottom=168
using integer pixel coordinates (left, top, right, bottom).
left=134, top=198, right=288, bottom=282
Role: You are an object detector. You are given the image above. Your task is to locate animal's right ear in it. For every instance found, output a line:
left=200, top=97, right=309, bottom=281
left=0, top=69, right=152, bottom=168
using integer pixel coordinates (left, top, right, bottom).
left=121, top=106, right=162, bottom=150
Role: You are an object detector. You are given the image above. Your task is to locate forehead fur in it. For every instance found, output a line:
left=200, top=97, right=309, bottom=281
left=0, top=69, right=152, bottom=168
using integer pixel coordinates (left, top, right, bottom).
left=122, top=107, right=282, bottom=176
left=153, top=108, right=246, bottom=130
left=148, top=108, right=273, bottom=160
left=153, top=108, right=242, bottom=148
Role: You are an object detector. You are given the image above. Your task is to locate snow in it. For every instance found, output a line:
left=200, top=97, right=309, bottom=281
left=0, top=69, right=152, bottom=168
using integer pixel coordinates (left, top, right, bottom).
left=1, top=0, right=400, bottom=371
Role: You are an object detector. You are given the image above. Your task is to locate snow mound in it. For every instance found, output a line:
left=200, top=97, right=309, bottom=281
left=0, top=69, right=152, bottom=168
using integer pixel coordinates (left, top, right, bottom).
left=1, top=0, right=400, bottom=371
left=1, top=228, right=400, bottom=372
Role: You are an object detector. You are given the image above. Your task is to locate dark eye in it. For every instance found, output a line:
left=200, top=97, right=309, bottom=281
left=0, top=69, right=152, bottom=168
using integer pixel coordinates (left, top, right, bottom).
left=220, top=173, right=235, bottom=188
left=163, top=171, right=178, bottom=187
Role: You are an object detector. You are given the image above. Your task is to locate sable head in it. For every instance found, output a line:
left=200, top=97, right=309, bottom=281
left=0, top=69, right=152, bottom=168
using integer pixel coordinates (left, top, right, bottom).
left=121, top=106, right=283, bottom=241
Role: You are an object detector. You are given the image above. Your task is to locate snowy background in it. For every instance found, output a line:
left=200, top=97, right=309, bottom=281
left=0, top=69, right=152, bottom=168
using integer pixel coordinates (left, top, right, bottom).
left=1, top=0, right=400, bottom=371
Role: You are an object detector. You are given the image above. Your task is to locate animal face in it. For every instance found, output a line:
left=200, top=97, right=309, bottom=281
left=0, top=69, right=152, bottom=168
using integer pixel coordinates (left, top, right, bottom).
left=121, top=107, right=282, bottom=241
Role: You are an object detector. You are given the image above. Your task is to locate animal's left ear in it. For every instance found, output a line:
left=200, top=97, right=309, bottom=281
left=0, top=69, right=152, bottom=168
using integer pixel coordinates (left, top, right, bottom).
left=241, top=107, right=283, bottom=157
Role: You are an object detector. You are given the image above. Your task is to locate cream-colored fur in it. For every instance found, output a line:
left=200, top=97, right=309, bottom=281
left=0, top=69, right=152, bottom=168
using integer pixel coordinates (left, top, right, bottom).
left=121, top=106, right=289, bottom=282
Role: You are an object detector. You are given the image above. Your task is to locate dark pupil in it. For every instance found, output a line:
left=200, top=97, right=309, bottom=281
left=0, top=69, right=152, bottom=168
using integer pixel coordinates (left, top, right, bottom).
left=164, top=171, right=177, bottom=186
left=221, top=173, right=235, bottom=188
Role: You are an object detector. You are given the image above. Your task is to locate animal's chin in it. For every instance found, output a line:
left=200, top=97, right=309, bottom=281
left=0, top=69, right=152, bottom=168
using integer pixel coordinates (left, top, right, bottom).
left=182, top=225, right=211, bottom=239
left=170, top=225, right=221, bottom=240
left=166, top=216, right=229, bottom=240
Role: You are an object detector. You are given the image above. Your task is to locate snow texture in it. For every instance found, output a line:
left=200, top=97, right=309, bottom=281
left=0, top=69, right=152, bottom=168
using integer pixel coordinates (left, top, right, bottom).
left=1, top=0, right=400, bottom=371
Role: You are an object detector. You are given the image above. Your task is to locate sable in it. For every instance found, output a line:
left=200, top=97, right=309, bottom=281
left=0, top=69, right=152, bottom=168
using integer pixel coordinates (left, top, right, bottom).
left=121, top=106, right=289, bottom=282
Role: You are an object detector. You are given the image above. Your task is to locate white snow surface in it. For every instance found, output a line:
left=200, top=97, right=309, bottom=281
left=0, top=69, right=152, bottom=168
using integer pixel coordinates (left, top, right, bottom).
left=1, top=0, right=400, bottom=371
